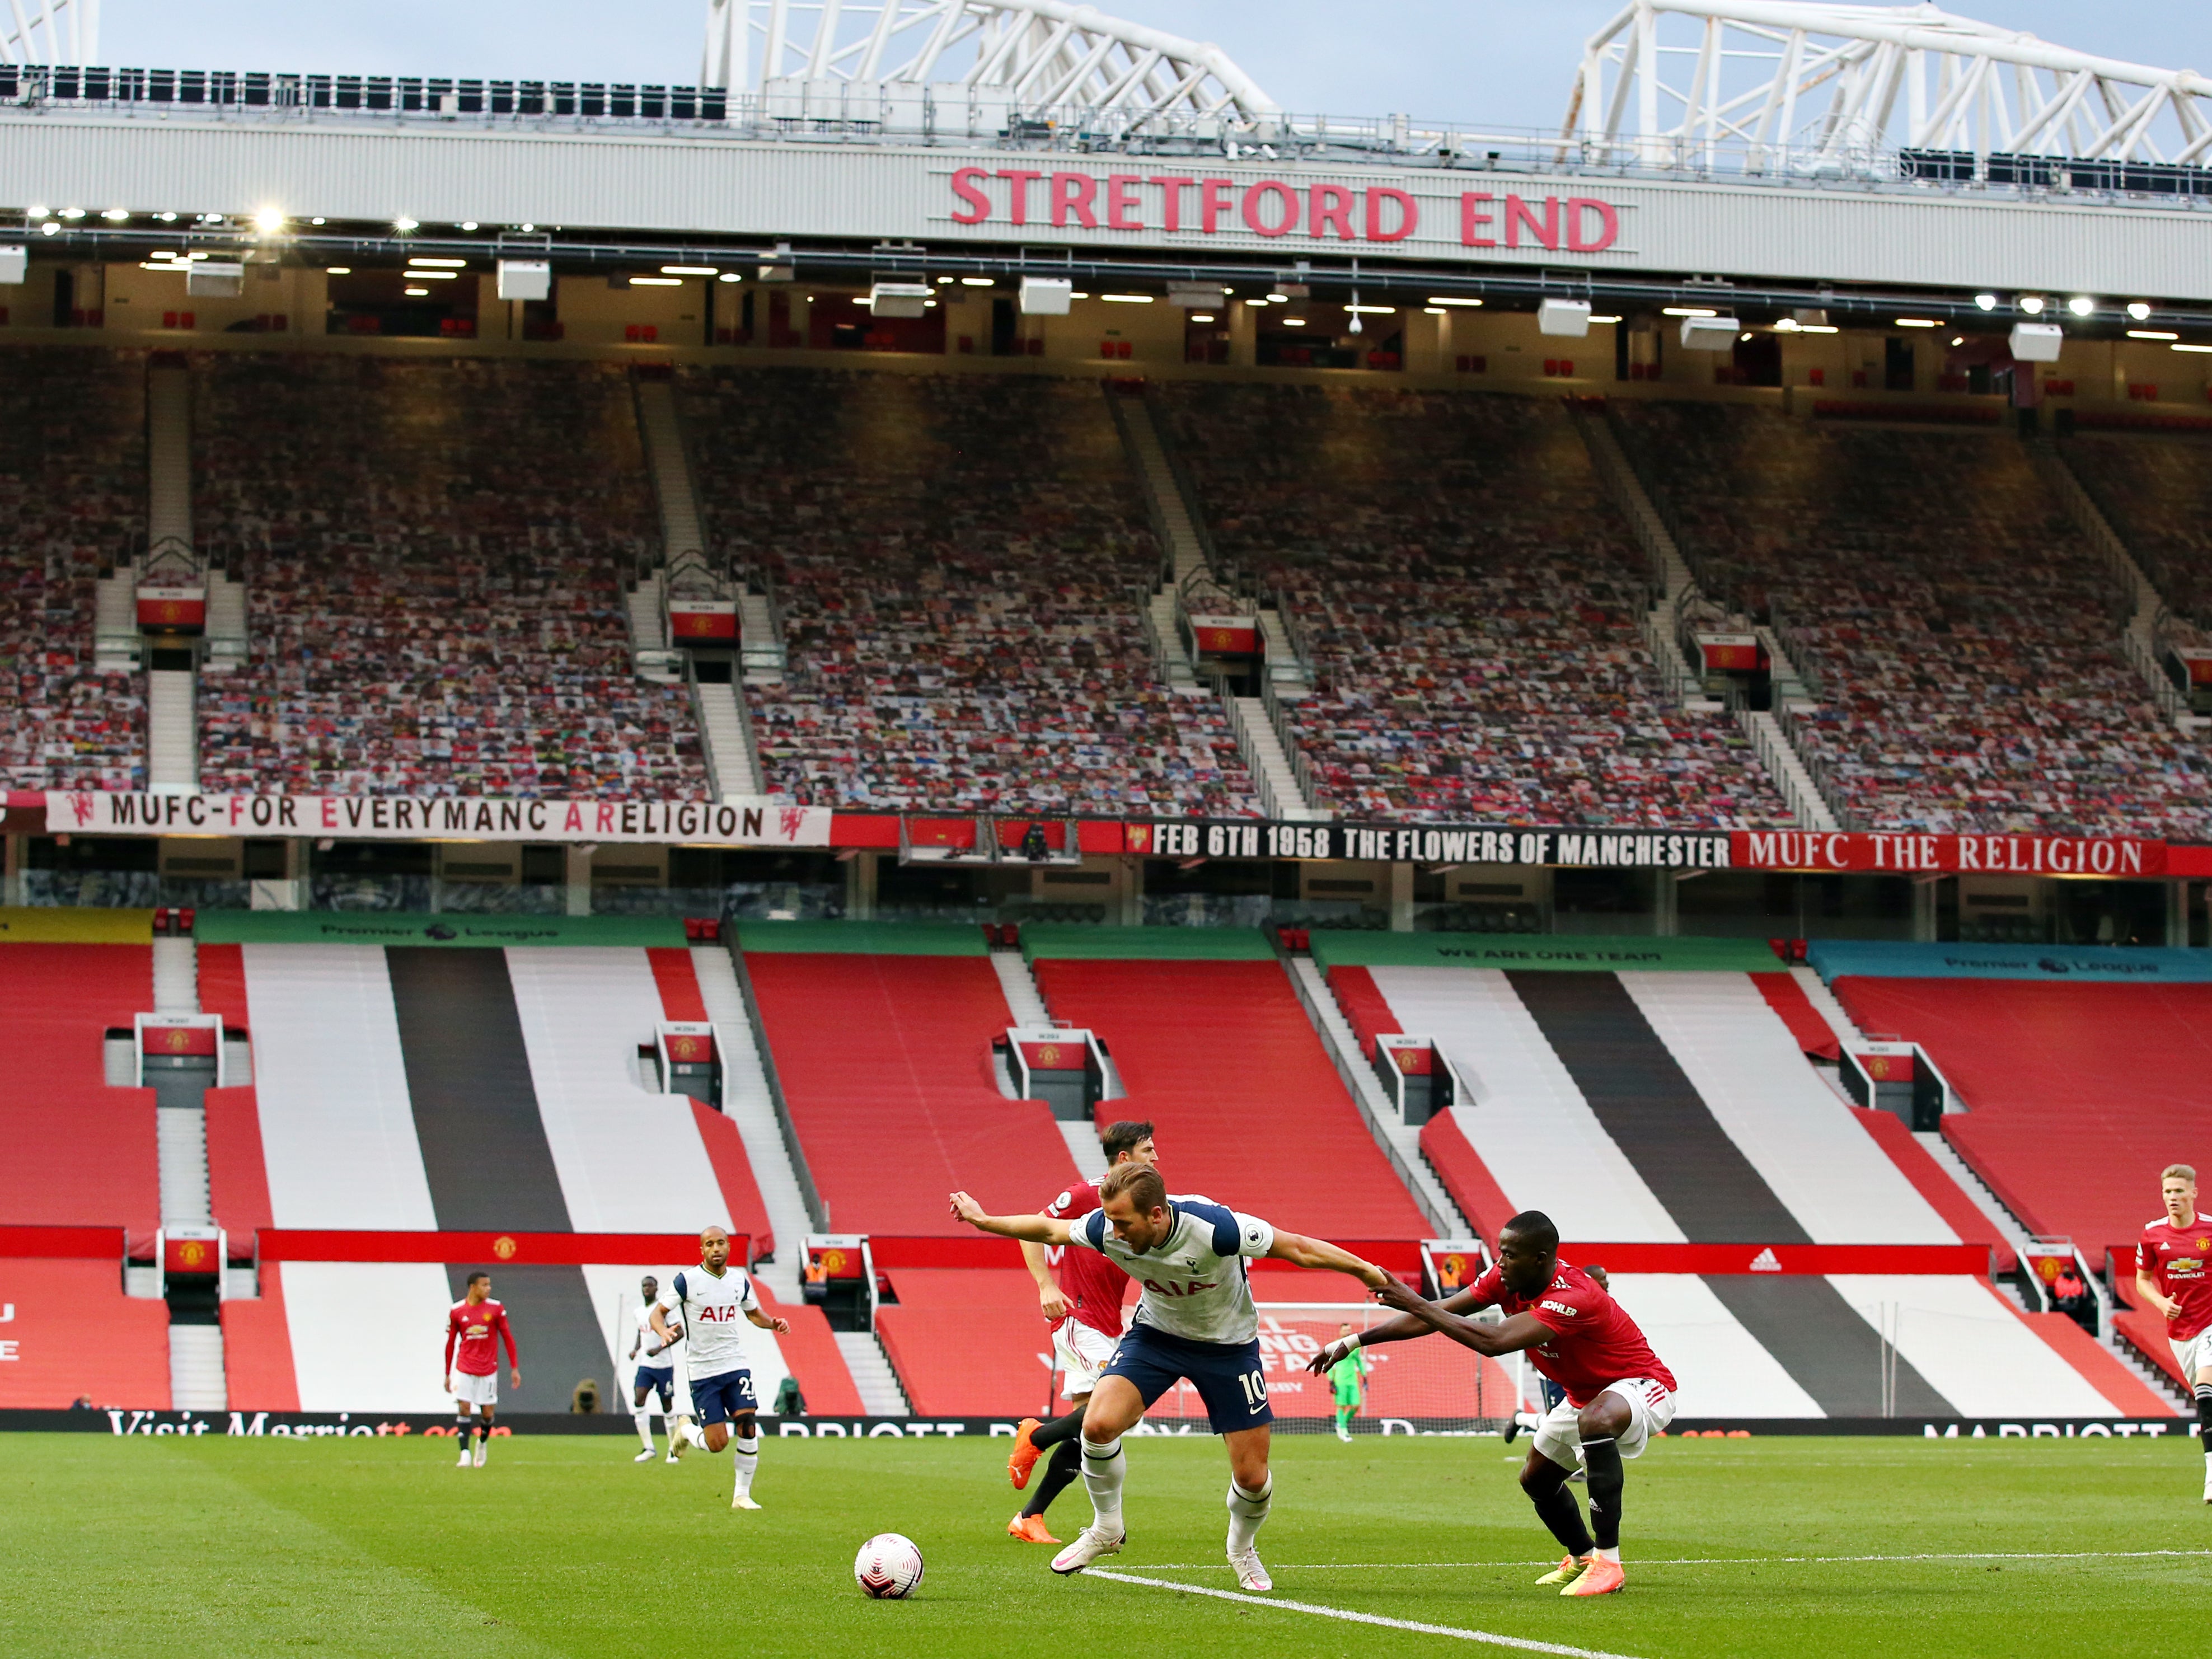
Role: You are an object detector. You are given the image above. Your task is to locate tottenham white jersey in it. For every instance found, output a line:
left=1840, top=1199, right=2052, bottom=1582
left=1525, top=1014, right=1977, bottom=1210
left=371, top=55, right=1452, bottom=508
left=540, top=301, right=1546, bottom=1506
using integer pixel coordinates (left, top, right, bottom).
left=658, top=1266, right=760, bottom=1381
left=1067, top=1197, right=1275, bottom=1346
left=634, top=1305, right=679, bottom=1370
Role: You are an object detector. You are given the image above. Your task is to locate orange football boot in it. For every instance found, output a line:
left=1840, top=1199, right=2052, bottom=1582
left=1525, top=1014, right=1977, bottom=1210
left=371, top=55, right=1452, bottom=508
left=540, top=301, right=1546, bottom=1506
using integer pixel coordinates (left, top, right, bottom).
left=1007, top=1512, right=1061, bottom=1544
left=1007, top=1418, right=1044, bottom=1489
left=1562, top=1558, right=1625, bottom=1597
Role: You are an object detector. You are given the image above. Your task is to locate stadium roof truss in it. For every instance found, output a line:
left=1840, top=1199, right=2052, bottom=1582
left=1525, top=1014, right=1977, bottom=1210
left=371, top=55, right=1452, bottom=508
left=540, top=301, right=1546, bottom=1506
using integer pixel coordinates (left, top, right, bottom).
left=2, top=0, right=99, bottom=68
left=700, top=0, right=1277, bottom=128
left=1564, top=1, right=2212, bottom=177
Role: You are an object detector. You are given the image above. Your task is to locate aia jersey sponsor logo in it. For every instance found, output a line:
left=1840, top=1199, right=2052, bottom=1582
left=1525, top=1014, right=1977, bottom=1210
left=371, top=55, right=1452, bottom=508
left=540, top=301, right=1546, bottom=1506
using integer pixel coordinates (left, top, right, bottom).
left=1138, top=1276, right=1220, bottom=1298
left=1540, top=1299, right=1580, bottom=1318
left=694, top=1304, right=746, bottom=1322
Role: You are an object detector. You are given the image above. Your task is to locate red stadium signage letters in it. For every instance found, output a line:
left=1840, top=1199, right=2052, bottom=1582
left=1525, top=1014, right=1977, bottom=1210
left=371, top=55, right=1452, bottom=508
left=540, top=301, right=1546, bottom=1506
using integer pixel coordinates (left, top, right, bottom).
left=944, top=169, right=1621, bottom=254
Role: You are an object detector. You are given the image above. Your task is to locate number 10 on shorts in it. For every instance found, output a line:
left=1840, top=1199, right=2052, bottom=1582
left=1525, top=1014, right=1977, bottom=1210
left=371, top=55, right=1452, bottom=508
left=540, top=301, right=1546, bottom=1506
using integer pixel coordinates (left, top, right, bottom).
left=1238, top=1370, right=1267, bottom=1410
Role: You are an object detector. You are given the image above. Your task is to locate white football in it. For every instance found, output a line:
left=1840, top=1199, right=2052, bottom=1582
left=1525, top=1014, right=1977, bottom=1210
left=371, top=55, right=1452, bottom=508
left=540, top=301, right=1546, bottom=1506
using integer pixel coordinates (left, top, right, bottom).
left=853, top=1533, right=925, bottom=1599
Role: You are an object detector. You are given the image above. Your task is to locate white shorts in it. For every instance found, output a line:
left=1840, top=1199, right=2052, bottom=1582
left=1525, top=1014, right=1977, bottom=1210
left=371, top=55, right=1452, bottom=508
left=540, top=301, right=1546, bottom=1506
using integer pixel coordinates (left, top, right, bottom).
left=2171, top=1329, right=2212, bottom=1382
left=1053, top=1320, right=1122, bottom=1400
left=1532, top=1377, right=1676, bottom=1469
left=451, top=1369, right=498, bottom=1407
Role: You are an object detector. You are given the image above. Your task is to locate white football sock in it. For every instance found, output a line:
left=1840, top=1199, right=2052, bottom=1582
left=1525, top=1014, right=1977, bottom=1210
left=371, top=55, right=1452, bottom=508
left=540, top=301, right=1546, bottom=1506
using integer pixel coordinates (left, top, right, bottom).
left=1226, top=1477, right=1272, bottom=1552
left=684, top=1421, right=706, bottom=1449
left=1081, top=1436, right=1126, bottom=1533
left=733, top=1435, right=760, bottom=1497
left=634, top=1409, right=654, bottom=1450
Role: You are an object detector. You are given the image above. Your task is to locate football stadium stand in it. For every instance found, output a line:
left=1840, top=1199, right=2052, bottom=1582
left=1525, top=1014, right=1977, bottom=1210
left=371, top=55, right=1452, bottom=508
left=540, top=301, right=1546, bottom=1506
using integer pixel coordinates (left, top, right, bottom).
left=1827, top=974, right=2212, bottom=1274
left=1611, top=402, right=2212, bottom=837
left=1156, top=383, right=1795, bottom=828
left=191, top=354, right=708, bottom=798
left=0, top=346, right=147, bottom=792
left=738, top=925, right=1079, bottom=1232
left=2064, top=433, right=2212, bottom=621
left=679, top=368, right=1262, bottom=815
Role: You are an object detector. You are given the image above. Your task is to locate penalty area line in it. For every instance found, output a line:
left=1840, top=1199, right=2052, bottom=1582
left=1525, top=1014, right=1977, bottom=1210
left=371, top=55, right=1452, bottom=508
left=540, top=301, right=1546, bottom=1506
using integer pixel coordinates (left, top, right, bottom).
left=1086, top=1569, right=1649, bottom=1659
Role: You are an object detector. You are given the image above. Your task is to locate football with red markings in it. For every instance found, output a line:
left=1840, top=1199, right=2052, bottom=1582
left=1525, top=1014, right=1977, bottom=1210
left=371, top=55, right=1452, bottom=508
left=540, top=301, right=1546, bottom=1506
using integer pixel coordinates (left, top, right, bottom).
left=852, top=1533, right=925, bottom=1599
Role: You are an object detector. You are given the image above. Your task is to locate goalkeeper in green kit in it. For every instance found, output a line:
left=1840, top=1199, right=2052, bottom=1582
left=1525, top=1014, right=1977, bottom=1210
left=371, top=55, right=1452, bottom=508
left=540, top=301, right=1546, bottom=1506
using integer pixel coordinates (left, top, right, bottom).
left=1327, top=1321, right=1367, bottom=1441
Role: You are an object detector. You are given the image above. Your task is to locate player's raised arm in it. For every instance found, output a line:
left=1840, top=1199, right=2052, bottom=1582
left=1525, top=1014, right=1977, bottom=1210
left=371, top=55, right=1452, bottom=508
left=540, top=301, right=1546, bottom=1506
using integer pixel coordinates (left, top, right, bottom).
left=1302, top=1283, right=1496, bottom=1375
left=949, top=1190, right=1073, bottom=1245
left=1369, top=1276, right=1553, bottom=1359
left=1266, top=1230, right=1392, bottom=1289
left=1021, top=1239, right=1071, bottom=1319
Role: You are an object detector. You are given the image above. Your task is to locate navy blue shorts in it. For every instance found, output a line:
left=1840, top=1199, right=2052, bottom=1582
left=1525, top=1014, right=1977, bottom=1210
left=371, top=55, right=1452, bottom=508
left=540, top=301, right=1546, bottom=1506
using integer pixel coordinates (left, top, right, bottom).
left=634, top=1365, right=674, bottom=1405
left=1103, top=1324, right=1273, bottom=1433
left=691, top=1367, right=757, bottom=1427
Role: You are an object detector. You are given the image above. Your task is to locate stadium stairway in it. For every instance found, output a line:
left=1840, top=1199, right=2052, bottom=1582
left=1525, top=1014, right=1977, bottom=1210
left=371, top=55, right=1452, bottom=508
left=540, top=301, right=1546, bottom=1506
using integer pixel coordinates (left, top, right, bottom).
left=1026, top=944, right=1430, bottom=1240
left=987, top=944, right=1111, bottom=1178
left=739, top=930, right=1076, bottom=1233
left=145, top=359, right=199, bottom=795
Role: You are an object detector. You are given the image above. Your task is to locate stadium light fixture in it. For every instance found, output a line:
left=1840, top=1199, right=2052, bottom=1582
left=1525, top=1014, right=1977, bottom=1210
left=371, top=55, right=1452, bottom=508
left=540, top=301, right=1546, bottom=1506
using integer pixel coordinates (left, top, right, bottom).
left=2009, top=322, right=2064, bottom=361
left=959, top=276, right=995, bottom=287
left=252, top=208, right=285, bottom=235
left=495, top=260, right=548, bottom=300
left=1422, top=307, right=1446, bottom=316
left=1950, top=336, right=1965, bottom=346
left=1975, top=293, right=1999, bottom=311
left=2173, top=343, right=2212, bottom=354
left=409, top=270, right=458, bottom=280
left=718, top=273, right=742, bottom=283
left=39, top=221, right=58, bottom=236
left=630, top=275, right=682, bottom=286
left=1662, top=306, right=1717, bottom=317
left=2130, top=329, right=2179, bottom=341
left=660, top=265, right=718, bottom=276
left=1100, top=293, right=1154, bottom=303
left=156, top=212, right=177, bottom=223
left=1539, top=298, right=1592, bottom=336
left=1019, top=277, right=1072, bottom=315
left=1344, top=303, right=1395, bottom=315
left=1895, top=317, right=1940, bottom=327
left=404, top=286, right=429, bottom=296
left=395, top=217, right=419, bottom=231
left=26, top=204, right=46, bottom=217
left=1280, top=317, right=1307, bottom=326
left=326, top=266, right=352, bottom=275
left=1739, top=331, right=1754, bottom=341
left=935, top=276, right=955, bottom=285
left=519, top=223, right=535, bottom=233
left=1189, top=313, right=1216, bottom=324
left=59, top=208, right=83, bottom=219
left=2127, top=302, right=2153, bottom=321
left=101, top=208, right=127, bottom=222
left=409, top=257, right=466, bottom=268
left=2018, top=296, right=2046, bottom=315
left=1427, top=296, right=1483, bottom=307
left=1588, top=315, right=1623, bottom=324
left=2068, top=296, right=2096, bottom=316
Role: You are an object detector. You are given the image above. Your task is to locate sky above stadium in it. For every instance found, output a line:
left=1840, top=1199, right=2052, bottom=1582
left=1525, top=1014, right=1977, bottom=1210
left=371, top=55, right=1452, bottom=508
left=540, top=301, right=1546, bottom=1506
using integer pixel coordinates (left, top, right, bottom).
left=102, top=1, right=2210, bottom=134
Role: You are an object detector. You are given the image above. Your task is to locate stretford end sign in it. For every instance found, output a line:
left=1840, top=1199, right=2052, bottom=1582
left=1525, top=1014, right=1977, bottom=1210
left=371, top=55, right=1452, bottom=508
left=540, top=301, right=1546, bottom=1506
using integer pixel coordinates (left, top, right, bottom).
left=36, top=795, right=2176, bottom=875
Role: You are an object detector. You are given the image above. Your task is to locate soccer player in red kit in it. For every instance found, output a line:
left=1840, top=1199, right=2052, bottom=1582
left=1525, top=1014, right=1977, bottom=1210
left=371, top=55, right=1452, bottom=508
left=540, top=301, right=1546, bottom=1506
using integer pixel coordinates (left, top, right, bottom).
left=1004, top=1119, right=1159, bottom=1544
left=2135, top=1163, right=2212, bottom=1502
left=1310, top=1210, right=1675, bottom=1598
left=444, top=1271, right=520, bottom=1469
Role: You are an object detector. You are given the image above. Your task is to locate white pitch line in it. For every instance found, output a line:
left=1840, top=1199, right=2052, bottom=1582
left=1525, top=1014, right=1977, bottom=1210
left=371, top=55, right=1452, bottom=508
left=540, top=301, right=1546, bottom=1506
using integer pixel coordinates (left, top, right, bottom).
left=1133, top=1552, right=2212, bottom=1571
left=1086, top=1569, right=1651, bottom=1659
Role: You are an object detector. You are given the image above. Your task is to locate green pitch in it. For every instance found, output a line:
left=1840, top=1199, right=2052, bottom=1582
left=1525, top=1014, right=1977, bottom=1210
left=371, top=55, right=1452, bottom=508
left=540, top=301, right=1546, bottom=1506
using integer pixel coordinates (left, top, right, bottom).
left=3, top=1430, right=2201, bottom=1658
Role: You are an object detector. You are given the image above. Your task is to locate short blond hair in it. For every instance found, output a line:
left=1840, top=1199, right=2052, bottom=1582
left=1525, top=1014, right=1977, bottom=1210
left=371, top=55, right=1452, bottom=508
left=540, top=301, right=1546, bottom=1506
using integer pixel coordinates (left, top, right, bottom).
left=2165, top=1164, right=2197, bottom=1185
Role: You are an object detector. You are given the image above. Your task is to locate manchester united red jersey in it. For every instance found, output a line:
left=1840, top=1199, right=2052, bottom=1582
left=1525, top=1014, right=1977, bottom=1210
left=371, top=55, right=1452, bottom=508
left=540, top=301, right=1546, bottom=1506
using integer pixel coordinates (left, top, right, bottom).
left=1468, top=1263, right=1676, bottom=1409
left=2138, top=1215, right=2212, bottom=1343
left=445, top=1299, right=517, bottom=1377
left=1044, top=1179, right=1128, bottom=1342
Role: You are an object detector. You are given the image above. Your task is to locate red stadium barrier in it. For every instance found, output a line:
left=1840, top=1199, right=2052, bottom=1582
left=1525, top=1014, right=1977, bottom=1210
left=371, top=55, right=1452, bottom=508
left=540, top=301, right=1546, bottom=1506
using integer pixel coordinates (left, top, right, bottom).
left=254, top=1230, right=748, bottom=1265
left=0, top=1225, right=125, bottom=1259
left=1553, top=1243, right=1990, bottom=1274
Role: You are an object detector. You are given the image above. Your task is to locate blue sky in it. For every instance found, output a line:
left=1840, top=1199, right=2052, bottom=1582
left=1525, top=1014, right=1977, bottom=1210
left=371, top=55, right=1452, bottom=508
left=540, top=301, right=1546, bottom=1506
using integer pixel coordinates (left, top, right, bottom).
left=101, top=2, right=2208, bottom=134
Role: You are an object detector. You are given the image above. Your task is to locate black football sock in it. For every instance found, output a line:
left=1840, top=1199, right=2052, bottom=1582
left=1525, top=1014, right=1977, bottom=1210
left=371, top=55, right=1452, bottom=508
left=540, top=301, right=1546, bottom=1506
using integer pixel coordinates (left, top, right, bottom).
left=475, top=1418, right=492, bottom=1444
left=1030, top=1406, right=1088, bottom=1450
left=2195, top=1386, right=2212, bottom=1457
left=1021, top=1437, right=1084, bottom=1518
left=1582, top=1437, right=1625, bottom=1552
left=1524, top=1464, right=1595, bottom=1558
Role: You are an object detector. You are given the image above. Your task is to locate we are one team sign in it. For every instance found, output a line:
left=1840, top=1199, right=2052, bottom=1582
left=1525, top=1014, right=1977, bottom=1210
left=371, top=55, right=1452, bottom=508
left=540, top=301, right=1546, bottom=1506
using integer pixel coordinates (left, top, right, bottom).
left=942, top=166, right=1625, bottom=255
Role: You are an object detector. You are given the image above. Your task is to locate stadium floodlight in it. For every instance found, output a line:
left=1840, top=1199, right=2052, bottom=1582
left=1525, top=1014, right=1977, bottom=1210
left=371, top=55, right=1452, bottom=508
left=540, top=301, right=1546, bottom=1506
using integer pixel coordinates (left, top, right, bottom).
left=2127, top=302, right=2154, bottom=321
left=156, top=212, right=177, bottom=223
left=1662, top=306, right=1717, bottom=317
left=326, top=266, right=353, bottom=275
left=38, top=221, right=58, bottom=236
left=717, top=272, right=743, bottom=283
left=101, top=209, right=128, bottom=222
left=1538, top=298, right=1592, bottom=336
left=1975, top=293, right=2000, bottom=311
left=404, top=286, right=429, bottom=297
left=2173, top=343, right=2212, bottom=354
left=2068, top=296, right=2097, bottom=317
left=960, top=276, right=996, bottom=287
left=1018, top=278, right=1071, bottom=316
left=394, top=217, right=420, bottom=231
left=1280, top=317, right=1307, bottom=326
left=409, top=257, right=466, bottom=268
left=1895, top=318, right=1940, bottom=328
left=495, top=259, right=550, bottom=301
left=26, top=204, right=46, bottom=218
left=1589, top=315, right=1623, bottom=324
left=2018, top=296, right=2046, bottom=315
left=661, top=265, right=718, bottom=276
left=1189, top=313, right=1216, bottom=323
left=58, top=208, right=83, bottom=219
left=186, top=260, right=246, bottom=298
left=1679, top=315, right=1742, bottom=350
left=757, top=264, right=795, bottom=282
left=0, top=247, right=24, bottom=285
left=868, top=280, right=931, bottom=317
left=2129, top=330, right=2179, bottom=341
left=2009, top=322, right=2064, bottom=362
left=1100, top=294, right=1154, bottom=304
left=629, top=275, right=682, bottom=287
left=1427, top=296, right=1484, bottom=308
left=253, top=208, right=285, bottom=235
left=460, top=221, right=479, bottom=231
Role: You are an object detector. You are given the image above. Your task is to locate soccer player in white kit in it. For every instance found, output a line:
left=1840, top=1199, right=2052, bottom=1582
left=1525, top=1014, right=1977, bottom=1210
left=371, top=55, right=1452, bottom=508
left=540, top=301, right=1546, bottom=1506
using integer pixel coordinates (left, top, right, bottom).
left=649, top=1226, right=790, bottom=1510
left=627, top=1274, right=678, bottom=1463
left=951, top=1163, right=1389, bottom=1591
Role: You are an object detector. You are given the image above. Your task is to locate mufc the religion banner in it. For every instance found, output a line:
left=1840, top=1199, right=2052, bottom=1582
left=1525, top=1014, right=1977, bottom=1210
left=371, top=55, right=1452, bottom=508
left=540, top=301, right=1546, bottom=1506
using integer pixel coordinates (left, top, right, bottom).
left=45, top=792, right=833, bottom=848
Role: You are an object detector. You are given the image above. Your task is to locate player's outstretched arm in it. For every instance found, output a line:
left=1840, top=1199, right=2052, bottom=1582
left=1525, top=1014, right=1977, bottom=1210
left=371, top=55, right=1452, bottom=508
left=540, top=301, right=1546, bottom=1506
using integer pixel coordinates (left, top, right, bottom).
left=1267, top=1231, right=1391, bottom=1288
left=1371, top=1276, right=1550, bottom=1359
left=1301, top=1285, right=1491, bottom=1374
left=1021, top=1240, right=1070, bottom=1320
left=948, top=1191, right=1071, bottom=1245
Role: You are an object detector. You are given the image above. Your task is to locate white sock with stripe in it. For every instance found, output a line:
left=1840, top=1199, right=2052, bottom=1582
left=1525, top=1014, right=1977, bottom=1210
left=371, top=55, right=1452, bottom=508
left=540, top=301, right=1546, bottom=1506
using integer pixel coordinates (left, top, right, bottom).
left=1081, top=1436, right=1127, bottom=1534
left=734, top=1435, right=760, bottom=1497
left=1226, top=1477, right=1272, bottom=1552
